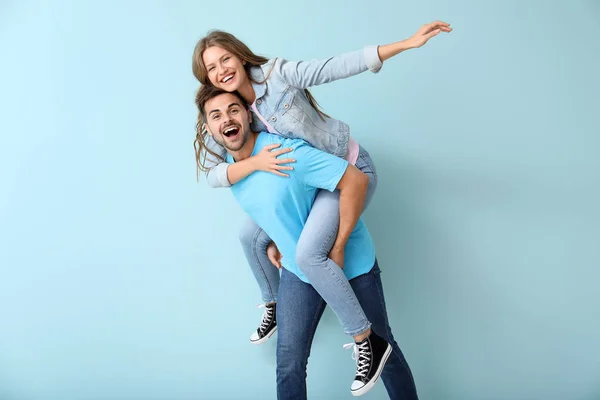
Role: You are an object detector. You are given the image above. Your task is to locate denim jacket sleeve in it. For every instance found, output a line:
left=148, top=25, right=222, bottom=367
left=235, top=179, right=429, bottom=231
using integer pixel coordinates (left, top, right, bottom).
left=204, top=134, right=231, bottom=188
left=270, top=46, right=383, bottom=89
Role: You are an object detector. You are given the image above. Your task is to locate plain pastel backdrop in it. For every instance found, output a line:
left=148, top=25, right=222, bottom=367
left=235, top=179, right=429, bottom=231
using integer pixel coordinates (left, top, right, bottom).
left=1, top=0, right=599, bottom=399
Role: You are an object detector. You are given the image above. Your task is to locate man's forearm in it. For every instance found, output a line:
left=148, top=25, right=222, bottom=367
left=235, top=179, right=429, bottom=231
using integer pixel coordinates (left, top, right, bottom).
left=333, top=169, right=369, bottom=252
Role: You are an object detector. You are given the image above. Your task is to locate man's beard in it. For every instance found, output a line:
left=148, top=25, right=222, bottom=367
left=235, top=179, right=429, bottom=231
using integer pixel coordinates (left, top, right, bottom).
left=213, top=127, right=248, bottom=152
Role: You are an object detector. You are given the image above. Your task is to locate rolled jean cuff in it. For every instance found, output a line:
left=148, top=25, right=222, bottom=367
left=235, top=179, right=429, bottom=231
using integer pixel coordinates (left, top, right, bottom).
left=345, top=322, right=372, bottom=337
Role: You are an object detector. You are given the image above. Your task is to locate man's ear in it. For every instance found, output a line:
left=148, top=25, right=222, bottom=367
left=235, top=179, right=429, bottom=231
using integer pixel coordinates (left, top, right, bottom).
left=202, top=122, right=213, bottom=137
left=247, top=108, right=252, bottom=124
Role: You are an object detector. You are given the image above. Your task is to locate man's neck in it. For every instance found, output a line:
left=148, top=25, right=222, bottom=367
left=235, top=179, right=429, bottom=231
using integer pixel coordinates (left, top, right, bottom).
left=229, top=131, right=259, bottom=162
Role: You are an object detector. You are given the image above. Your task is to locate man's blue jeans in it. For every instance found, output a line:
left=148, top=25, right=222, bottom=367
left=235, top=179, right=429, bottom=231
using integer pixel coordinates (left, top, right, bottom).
left=276, top=260, right=419, bottom=400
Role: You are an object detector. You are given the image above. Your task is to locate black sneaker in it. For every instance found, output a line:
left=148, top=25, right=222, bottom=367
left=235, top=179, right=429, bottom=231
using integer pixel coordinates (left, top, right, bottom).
left=345, top=330, right=392, bottom=396
left=250, top=303, right=277, bottom=345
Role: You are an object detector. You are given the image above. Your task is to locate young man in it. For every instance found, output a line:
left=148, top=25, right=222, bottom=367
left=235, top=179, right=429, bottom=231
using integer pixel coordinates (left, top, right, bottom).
left=198, top=85, right=418, bottom=399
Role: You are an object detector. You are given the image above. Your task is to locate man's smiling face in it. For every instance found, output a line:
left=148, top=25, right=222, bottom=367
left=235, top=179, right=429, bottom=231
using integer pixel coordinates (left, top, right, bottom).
left=204, top=92, right=252, bottom=152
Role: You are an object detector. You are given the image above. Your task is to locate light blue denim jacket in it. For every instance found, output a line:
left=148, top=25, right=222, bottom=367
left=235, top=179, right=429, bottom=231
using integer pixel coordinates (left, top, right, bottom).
left=204, top=46, right=383, bottom=188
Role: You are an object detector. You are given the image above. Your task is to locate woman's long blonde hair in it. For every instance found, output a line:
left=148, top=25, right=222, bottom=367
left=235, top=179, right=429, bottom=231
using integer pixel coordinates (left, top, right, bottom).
left=192, top=30, right=329, bottom=178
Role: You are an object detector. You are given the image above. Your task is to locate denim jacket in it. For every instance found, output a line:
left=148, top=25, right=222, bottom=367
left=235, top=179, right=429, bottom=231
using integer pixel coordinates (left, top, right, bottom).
left=204, top=46, right=383, bottom=188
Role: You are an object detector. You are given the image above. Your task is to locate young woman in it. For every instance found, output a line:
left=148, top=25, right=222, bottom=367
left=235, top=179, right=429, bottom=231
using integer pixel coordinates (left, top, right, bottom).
left=192, top=20, right=450, bottom=386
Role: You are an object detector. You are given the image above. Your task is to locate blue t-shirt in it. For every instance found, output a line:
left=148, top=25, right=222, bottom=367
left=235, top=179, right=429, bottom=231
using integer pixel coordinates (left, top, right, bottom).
left=227, top=133, right=375, bottom=283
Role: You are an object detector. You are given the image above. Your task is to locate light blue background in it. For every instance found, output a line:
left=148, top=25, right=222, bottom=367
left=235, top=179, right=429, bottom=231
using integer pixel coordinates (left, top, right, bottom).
left=1, top=1, right=599, bottom=399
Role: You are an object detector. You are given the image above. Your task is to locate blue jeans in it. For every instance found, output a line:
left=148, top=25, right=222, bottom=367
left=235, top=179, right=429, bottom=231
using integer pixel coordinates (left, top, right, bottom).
left=276, top=261, right=419, bottom=400
left=239, top=146, right=378, bottom=335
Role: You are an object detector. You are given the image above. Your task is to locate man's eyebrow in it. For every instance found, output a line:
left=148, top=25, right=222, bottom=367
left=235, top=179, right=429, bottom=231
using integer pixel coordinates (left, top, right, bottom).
left=208, top=101, right=243, bottom=116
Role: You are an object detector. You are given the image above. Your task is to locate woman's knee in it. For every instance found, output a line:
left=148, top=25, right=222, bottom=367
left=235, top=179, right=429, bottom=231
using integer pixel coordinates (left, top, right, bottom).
left=295, top=238, right=330, bottom=271
left=239, top=218, right=271, bottom=249
left=295, top=220, right=338, bottom=270
left=239, top=220, right=258, bottom=245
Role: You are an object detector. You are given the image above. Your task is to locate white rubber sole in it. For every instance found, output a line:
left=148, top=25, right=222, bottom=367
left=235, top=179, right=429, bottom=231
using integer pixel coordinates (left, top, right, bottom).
left=250, top=326, right=278, bottom=345
left=350, top=343, right=393, bottom=397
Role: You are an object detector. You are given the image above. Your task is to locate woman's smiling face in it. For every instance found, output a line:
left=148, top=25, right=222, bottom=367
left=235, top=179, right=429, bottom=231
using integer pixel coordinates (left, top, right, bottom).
left=202, top=45, right=248, bottom=92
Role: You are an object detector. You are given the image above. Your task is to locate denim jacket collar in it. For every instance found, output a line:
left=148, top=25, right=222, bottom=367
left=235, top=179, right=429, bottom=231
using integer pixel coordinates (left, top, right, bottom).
left=249, top=64, right=268, bottom=101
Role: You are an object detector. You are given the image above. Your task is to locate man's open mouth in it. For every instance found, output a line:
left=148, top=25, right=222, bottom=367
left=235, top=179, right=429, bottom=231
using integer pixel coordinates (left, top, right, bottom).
left=223, top=125, right=240, bottom=138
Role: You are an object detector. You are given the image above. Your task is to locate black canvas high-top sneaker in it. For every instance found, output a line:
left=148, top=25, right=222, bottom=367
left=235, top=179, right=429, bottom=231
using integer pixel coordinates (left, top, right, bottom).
left=250, top=303, right=277, bottom=345
left=345, top=330, right=392, bottom=396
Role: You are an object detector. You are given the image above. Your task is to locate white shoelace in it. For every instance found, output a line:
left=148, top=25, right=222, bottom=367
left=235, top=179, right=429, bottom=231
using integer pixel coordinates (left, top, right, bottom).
left=256, top=304, right=274, bottom=334
left=343, top=341, right=371, bottom=378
